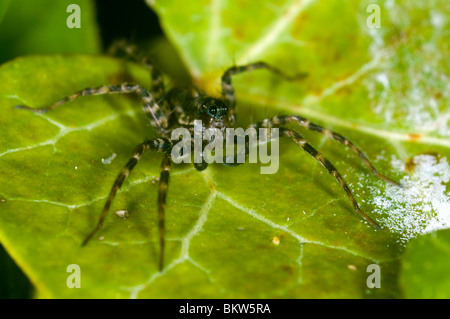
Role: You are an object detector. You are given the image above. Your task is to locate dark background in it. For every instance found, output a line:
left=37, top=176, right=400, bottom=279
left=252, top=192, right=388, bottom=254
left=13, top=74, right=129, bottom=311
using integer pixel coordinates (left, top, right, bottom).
left=95, top=0, right=163, bottom=51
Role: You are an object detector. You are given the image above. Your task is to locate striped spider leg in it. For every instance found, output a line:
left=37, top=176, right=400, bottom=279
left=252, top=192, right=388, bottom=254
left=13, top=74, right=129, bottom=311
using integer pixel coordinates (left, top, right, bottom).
left=257, top=115, right=401, bottom=186
left=81, top=138, right=173, bottom=271
left=15, top=83, right=168, bottom=130
left=221, top=61, right=308, bottom=124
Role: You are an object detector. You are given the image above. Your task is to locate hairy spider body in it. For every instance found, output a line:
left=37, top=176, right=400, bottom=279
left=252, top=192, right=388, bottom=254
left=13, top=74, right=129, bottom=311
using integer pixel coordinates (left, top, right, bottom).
left=16, top=42, right=400, bottom=271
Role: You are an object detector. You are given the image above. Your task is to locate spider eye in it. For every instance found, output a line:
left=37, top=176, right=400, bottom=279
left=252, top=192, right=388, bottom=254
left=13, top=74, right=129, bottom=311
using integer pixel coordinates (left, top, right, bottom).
left=208, top=105, right=217, bottom=115
left=199, top=98, right=228, bottom=119
left=209, top=105, right=226, bottom=119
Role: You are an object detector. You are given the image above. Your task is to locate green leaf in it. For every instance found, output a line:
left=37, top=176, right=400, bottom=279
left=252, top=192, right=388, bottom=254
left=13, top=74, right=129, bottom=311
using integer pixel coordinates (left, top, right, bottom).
left=0, top=0, right=10, bottom=25
left=0, top=0, right=449, bottom=298
left=0, top=0, right=100, bottom=63
left=400, top=229, right=450, bottom=298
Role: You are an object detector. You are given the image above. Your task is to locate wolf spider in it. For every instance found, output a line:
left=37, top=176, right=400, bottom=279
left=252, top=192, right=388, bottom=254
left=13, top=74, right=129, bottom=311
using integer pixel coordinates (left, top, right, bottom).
left=16, top=42, right=400, bottom=271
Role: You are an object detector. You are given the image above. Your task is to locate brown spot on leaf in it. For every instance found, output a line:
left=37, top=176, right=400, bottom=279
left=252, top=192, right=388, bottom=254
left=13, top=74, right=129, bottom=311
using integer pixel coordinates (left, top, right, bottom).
left=280, top=264, right=295, bottom=275
left=233, top=27, right=245, bottom=40
left=405, top=152, right=441, bottom=173
left=431, top=90, right=442, bottom=99
left=407, top=133, right=422, bottom=142
left=208, top=182, right=217, bottom=191
left=405, top=157, right=415, bottom=173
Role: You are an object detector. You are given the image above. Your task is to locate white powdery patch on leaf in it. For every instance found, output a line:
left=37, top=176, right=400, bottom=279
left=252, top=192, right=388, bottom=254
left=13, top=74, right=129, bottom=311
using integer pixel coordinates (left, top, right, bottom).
left=367, top=155, right=450, bottom=243
left=362, top=1, right=450, bottom=137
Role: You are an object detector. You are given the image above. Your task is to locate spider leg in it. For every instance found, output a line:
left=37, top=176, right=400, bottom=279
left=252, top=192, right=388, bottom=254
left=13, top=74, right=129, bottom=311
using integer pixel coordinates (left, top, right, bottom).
left=157, top=154, right=171, bottom=271
left=279, top=127, right=381, bottom=230
left=108, top=39, right=165, bottom=99
left=221, top=61, right=307, bottom=110
left=15, top=83, right=168, bottom=132
left=81, top=137, right=173, bottom=246
left=254, top=116, right=401, bottom=187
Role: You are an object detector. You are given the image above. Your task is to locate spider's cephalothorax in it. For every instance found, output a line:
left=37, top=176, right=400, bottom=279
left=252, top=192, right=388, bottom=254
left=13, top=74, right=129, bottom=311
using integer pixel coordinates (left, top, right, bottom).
left=15, top=42, right=401, bottom=271
left=170, top=93, right=233, bottom=134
